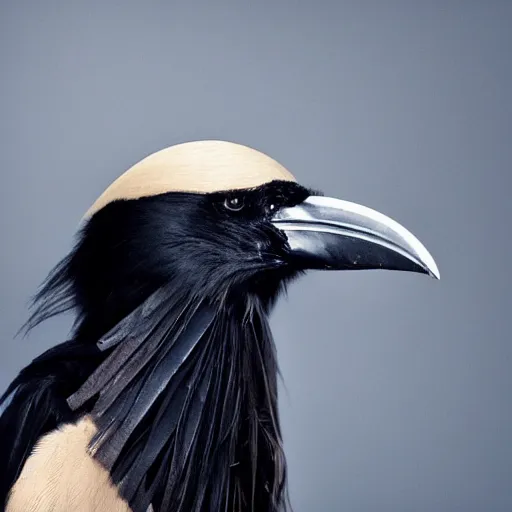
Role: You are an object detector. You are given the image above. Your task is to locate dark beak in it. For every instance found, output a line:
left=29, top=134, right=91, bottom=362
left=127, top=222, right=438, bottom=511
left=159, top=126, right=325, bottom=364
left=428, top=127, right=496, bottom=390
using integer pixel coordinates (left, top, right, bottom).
left=271, top=196, right=440, bottom=279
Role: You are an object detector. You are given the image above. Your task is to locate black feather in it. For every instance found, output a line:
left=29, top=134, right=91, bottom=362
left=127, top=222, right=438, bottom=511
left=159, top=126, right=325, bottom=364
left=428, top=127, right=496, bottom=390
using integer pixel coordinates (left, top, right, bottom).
left=0, top=180, right=315, bottom=511
left=90, top=303, right=216, bottom=472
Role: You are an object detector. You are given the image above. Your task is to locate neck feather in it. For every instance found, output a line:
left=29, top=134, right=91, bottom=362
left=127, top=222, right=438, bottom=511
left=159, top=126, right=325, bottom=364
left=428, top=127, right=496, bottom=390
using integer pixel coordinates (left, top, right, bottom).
left=67, top=285, right=290, bottom=512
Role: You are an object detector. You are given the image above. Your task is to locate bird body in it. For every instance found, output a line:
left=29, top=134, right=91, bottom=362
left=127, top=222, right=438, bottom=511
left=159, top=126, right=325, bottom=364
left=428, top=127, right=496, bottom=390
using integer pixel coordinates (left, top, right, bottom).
left=0, top=140, right=439, bottom=512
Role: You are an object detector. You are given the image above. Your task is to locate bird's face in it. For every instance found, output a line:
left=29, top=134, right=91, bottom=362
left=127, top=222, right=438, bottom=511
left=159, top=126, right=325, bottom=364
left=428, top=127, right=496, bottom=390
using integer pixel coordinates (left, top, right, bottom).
left=74, top=140, right=438, bottom=329
left=81, top=179, right=311, bottom=310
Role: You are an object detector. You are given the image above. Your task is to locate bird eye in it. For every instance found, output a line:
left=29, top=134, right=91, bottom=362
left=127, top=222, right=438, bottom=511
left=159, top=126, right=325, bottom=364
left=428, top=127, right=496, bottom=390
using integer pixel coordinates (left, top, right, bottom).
left=224, top=196, right=244, bottom=211
left=264, top=203, right=276, bottom=215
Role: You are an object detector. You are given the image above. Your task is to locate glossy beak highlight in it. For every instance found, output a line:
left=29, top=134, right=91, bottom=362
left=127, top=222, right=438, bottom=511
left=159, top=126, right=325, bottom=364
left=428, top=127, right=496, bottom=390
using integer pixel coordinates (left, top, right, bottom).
left=271, top=196, right=440, bottom=279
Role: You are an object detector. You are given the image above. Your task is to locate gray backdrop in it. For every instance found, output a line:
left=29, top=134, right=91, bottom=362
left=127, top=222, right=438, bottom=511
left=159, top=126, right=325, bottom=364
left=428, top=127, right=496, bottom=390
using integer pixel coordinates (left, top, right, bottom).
left=1, top=1, right=511, bottom=511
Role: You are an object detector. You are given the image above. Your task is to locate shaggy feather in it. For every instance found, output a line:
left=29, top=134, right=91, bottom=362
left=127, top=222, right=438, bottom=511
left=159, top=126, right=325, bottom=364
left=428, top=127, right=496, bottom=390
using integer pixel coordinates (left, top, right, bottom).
left=0, top=180, right=315, bottom=512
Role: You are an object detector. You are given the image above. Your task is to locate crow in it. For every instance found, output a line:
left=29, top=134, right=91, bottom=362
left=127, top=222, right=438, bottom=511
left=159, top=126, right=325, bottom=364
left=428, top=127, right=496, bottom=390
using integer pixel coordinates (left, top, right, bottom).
left=0, top=140, right=439, bottom=512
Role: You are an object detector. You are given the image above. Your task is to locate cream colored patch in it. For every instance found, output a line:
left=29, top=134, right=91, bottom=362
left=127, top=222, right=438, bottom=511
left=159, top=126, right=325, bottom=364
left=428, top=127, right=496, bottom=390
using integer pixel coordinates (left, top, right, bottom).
left=6, top=417, right=132, bottom=512
left=85, top=140, right=296, bottom=217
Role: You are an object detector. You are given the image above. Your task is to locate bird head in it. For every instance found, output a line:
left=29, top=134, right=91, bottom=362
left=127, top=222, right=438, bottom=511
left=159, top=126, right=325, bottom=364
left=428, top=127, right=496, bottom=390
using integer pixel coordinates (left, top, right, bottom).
left=63, top=140, right=439, bottom=337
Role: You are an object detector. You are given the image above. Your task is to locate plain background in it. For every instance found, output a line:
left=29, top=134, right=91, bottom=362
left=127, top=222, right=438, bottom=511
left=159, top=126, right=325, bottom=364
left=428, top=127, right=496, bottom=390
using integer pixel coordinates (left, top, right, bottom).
left=1, top=1, right=511, bottom=511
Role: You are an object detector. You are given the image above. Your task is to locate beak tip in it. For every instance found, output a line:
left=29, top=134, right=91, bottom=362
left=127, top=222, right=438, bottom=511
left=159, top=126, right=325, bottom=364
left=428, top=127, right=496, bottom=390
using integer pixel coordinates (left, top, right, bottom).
left=413, top=242, right=440, bottom=280
left=425, top=260, right=440, bottom=280
left=430, top=268, right=441, bottom=280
